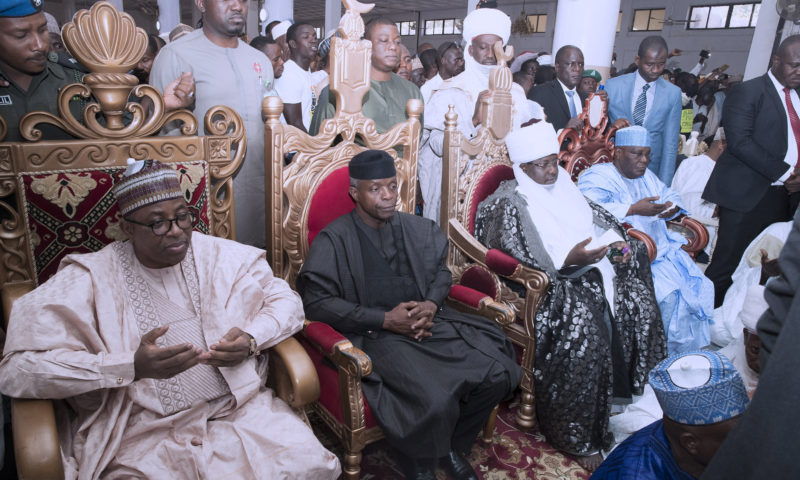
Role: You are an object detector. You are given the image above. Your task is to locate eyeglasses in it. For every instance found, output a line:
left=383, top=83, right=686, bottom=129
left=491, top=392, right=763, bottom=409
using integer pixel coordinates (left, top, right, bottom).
left=126, top=211, right=195, bottom=236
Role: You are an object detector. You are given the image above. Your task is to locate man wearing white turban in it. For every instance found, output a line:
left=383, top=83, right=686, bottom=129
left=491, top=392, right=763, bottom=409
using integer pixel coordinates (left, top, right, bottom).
left=474, top=122, right=666, bottom=471
left=420, top=8, right=539, bottom=224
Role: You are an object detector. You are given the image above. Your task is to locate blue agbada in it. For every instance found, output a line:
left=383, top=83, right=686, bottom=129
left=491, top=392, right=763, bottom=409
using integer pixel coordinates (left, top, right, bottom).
left=578, top=163, right=713, bottom=354
left=590, top=420, right=695, bottom=480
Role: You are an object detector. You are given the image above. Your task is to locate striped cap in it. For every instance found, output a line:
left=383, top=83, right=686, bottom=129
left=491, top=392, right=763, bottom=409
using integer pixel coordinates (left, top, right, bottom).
left=113, top=158, right=183, bottom=216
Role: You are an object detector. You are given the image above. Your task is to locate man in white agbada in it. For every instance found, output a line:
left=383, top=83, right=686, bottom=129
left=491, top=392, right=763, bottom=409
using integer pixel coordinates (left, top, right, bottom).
left=671, top=128, right=727, bottom=254
left=420, top=8, right=538, bottom=223
left=0, top=159, right=341, bottom=479
left=579, top=125, right=715, bottom=355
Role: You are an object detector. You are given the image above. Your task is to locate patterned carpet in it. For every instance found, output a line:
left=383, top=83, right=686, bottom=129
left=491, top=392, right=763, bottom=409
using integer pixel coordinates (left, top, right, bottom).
left=311, top=397, right=592, bottom=480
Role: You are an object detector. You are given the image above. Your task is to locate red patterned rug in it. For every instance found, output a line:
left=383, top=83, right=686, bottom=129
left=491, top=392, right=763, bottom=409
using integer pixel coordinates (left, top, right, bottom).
left=312, top=397, right=592, bottom=480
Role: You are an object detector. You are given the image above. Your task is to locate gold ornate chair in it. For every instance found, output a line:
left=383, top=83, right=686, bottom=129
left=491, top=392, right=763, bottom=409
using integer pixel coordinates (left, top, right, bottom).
left=558, top=94, right=709, bottom=260
left=440, top=43, right=545, bottom=430
left=0, top=3, right=317, bottom=478
left=264, top=2, right=511, bottom=478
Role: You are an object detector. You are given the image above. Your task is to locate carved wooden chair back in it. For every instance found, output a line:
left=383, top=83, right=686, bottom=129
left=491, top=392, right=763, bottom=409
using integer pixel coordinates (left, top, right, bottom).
left=440, top=44, right=549, bottom=430
left=557, top=93, right=617, bottom=182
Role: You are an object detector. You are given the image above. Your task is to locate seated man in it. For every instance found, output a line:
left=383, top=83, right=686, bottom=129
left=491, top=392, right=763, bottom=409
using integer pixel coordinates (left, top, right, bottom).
left=578, top=126, right=714, bottom=354
left=309, top=18, right=423, bottom=135
left=474, top=122, right=666, bottom=471
left=592, top=350, right=749, bottom=480
left=297, top=150, right=521, bottom=480
left=0, top=160, right=341, bottom=479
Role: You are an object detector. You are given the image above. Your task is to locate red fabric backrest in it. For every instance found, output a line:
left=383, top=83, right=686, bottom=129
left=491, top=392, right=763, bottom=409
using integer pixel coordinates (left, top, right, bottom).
left=307, top=166, right=355, bottom=247
left=467, top=164, right=515, bottom=234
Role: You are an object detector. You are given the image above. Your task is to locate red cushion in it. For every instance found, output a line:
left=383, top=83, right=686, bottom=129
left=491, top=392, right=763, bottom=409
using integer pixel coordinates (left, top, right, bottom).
left=485, top=248, right=520, bottom=277
left=448, top=284, right=489, bottom=309
left=459, top=265, right=498, bottom=299
left=304, top=321, right=349, bottom=354
left=297, top=334, right=378, bottom=428
left=307, top=167, right=355, bottom=247
left=467, top=164, right=515, bottom=234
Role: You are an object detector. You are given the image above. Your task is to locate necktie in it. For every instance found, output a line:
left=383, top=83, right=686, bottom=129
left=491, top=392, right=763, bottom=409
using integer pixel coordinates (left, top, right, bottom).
left=784, top=87, right=800, bottom=166
left=632, top=83, right=650, bottom=126
left=566, top=90, right=577, bottom=118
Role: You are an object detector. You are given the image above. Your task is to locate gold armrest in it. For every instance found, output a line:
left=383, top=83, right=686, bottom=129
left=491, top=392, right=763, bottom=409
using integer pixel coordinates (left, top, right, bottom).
left=267, top=337, right=320, bottom=409
left=12, top=399, right=64, bottom=480
left=447, top=295, right=516, bottom=327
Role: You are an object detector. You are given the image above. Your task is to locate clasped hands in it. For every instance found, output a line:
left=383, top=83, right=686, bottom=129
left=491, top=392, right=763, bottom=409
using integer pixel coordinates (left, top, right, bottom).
left=785, top=168, right=800, bottom=194
left=565, top=238, right=632, bottom=267
left=628, top=196, right=681, bottom=218
left=133, top=325, right=252, bottom=380
left=383, top=300, right=438, bottom=342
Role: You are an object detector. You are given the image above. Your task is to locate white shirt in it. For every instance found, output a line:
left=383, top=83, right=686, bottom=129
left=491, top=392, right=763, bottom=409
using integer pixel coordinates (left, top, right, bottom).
left=768, top=69, right=798, bottom=184
left=274, top=59, right=314, bottom=130
left=420, top=73, right=444, bottom=105
left=557, top=78, right=583, bottom=118
left=631, top=71, right=657, bottom=124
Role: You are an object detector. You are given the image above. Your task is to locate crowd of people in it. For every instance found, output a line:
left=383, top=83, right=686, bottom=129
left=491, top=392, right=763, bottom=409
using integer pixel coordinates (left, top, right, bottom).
left=0, top=0, right=798, bottom=478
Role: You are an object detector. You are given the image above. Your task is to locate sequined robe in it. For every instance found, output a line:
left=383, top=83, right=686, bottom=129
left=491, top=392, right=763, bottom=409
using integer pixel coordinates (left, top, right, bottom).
left=0, top=233, right=340, bottom=479
left=475, top=180, right=667, bottom=455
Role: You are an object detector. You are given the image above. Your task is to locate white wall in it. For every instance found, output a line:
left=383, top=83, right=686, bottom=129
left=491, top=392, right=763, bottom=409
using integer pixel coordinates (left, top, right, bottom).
left=297, top=0, right=760, bottom=76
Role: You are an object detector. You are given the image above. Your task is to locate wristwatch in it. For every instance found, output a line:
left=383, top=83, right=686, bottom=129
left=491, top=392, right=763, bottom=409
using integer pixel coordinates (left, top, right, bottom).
left=246, top=333, right=257, bottom=357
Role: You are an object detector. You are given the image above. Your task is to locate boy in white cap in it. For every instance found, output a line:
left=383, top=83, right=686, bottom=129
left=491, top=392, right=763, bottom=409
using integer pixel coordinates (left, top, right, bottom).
left=579, top=125, right=715, bottom=355
left=592, top=350, right=749, bottom=479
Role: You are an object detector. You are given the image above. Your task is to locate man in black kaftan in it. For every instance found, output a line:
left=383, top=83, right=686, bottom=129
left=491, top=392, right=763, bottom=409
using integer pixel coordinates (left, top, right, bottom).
left=297, top=150, right=522, bottom=480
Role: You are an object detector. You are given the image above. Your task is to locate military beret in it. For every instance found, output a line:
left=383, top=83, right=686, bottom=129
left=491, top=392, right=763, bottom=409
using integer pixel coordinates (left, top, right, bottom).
left=0, top=0, right=43, bottom=18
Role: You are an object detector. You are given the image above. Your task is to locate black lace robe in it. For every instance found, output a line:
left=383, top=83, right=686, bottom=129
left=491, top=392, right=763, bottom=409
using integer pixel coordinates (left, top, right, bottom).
left=475, top=180, right=667, bottom=455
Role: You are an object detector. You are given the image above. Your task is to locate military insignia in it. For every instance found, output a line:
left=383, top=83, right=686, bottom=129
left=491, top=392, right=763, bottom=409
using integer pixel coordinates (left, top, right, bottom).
left=48, top=51, right=58, bottom=62
left=254, top=63, right=262, bottom=74
left=31, top=0, right=43, bottom=8
left=0, top=95, right=11, bottom=106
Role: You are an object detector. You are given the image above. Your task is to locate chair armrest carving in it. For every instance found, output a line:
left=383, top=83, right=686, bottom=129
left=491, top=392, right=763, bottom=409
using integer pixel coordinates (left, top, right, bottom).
left=624, top=225, right=657, bottom=263
left=12, top=399, right=64, bottom=480
left=302, top=321, right=372, bottom=378
left=447, top=285, right=515, bottom=327
left=667, top=215, right=709, bottom=257
left=267, top=337, right=320, bottom=409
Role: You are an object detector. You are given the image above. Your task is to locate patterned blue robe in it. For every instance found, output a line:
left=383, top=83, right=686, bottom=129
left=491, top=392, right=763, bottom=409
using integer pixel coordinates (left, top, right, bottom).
left=578, top=163, right=714, bottom=354
left=591, top=420, right=695, bottom=480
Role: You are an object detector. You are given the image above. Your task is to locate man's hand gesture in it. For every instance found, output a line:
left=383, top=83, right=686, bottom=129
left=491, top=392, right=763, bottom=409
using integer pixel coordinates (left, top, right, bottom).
left=383, top=301, right=435, bottom=341
left=201, top=327, right=252, bottom=368
left=564, top=237, right=609, bottom=266
left=472, top=90, right=491, bottom=127
left=628, top=196, right=668, bottom=216
left=134, top=325, right=203, bottom=380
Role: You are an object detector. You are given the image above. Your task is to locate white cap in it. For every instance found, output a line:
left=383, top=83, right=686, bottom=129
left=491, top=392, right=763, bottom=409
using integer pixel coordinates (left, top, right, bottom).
left=505, top=122, right=559, bottom=165
left=462, top=8, right=511, bottom=46
left=271, top=20, right=292, bottom=39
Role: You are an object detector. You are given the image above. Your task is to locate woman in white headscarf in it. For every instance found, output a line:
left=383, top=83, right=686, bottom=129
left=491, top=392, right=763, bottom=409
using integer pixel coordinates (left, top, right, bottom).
left=475, top=122, right=667, bottom=471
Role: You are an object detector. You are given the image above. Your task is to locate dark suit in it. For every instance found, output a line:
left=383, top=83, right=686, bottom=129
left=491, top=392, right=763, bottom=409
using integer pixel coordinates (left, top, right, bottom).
left=528, top=79, right=586, bottom=131
left=703, top=73, right=800, bottom=305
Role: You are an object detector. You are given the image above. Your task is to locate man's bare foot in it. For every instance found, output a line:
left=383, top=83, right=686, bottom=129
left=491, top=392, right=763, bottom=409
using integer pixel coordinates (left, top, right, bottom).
left=574, top=452, right=603, bottom=472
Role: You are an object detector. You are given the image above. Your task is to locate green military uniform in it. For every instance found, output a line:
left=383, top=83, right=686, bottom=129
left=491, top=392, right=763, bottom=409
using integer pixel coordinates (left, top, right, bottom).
left=0, top=52, right=85, bottom=142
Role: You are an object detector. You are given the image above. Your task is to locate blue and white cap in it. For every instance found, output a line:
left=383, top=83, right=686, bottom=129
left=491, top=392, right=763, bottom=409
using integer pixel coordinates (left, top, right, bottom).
left=649, top=350, right=749, bottom=426
left=615, top=125, right=651, bottom=148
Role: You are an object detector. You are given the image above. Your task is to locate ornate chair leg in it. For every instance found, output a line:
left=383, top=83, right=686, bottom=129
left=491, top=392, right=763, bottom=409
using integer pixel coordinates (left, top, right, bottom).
left=481, top=405, right=500, bottom=444
left=515, top=340, right=537, bottom=428
left=343, top=450, right=362, bottom=480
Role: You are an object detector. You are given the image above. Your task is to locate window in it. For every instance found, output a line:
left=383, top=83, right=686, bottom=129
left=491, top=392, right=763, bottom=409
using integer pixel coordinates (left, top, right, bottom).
left=396, top=21, right=417, bottom=36
left=632, top=8, right=665, bottom=31
left=423, top=18, right=463, bottom=36
left=525, top=14, right=548, bottom=33
left=688, top=3, right=760, bottom=29
left=617, top=12, right=622, bottom=32
left=314, top=27, right=323, bottom=39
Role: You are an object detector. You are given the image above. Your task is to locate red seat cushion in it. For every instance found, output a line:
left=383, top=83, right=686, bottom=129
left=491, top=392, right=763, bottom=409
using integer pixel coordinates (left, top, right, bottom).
left=297, top=335, right=378, bottom=428
left=458, top=265, right=499, bottom=299
left=467, top=164, right=514, bottom=234
left=307, top=166, right=355, bottom=247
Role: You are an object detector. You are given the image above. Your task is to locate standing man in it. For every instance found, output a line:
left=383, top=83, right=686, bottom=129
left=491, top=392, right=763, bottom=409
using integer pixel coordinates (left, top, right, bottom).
left=251, top=36, right=285, bottom=81
left=275, top=22, right=318, bottom=132
left=309, top=18, right=422, bottom=136
left=605, top=36, right=682, bottom=184
left=419, top=41, right=464, bottom=104
left=528, top=45, right=586, bottom=132
left=422, top=8, right=531, bottom=223
left=150, top=0, right=273, bottom=247
left=298, top=150, right=521, bottom=480
left=702, top=35, right=800, bottom=306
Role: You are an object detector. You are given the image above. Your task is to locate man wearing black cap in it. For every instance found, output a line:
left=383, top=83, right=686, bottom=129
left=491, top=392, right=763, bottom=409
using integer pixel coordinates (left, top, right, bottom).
left=297, top=150, right=522, bottom=480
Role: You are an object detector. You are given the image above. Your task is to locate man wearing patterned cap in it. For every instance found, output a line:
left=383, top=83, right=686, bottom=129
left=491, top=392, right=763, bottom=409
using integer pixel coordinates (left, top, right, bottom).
left=475, top=122, right=665, bottom=472
left=0, top=159, right=341, bottom=479
left=422, top=7, right=537, bottom=224
left=592, top=350, right=748, bottom=479
left=579, top=125, right=714, bottom=355
left=298, top=150, right=521, bottom=480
